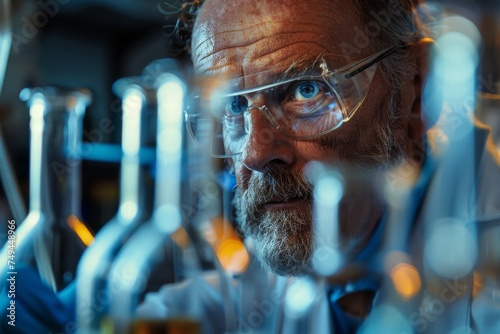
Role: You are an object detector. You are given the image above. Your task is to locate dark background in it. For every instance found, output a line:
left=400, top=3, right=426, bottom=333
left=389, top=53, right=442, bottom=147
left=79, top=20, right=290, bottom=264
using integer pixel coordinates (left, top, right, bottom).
left=0, top=0, right=186, bottom=231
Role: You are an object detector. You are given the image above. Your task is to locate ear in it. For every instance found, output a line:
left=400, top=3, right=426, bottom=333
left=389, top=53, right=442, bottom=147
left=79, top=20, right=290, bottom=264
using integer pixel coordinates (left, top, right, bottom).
left=408, top=38, right=435, bottom=142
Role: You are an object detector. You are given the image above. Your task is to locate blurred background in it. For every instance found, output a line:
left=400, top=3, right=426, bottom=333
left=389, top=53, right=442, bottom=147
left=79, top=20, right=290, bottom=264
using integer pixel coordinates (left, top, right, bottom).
left=0, top=0, right=184, bottom=230
left=0, top=0, right=499, bottom=237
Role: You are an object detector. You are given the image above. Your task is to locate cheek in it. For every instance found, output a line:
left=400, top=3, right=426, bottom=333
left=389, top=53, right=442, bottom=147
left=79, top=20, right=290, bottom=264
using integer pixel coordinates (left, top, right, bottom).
left=294, top=141, right=333, bottom=162
left=315, top=88, right=399, bottom=158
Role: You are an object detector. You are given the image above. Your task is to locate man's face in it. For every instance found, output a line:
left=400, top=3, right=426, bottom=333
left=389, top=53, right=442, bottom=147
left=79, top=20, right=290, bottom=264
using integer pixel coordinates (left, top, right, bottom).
left=192, top=0, right=419, bottom=276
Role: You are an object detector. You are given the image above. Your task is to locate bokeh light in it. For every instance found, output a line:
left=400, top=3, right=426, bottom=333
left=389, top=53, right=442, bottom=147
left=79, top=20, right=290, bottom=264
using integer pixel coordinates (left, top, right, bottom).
left=67, top=214, right=94, bottom=246
left=424, top=220, right=477, bottom=278
left=358, top=304, right=412, bottom=334
left=390, top=263, right=422, bottom=300
left=203, top=216, right=250, bottom=274
left=216, top=239, right=250, bottom=273
left=284, top=277, right=317, bottom=319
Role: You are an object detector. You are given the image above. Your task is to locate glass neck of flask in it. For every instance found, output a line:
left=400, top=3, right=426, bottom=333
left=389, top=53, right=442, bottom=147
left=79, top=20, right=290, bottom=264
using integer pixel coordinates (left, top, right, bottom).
left=154, top=76, right=185, bottom=212
left=118, top=87, right=154, bottom=220
left=24, top=88, right=89, bottom=219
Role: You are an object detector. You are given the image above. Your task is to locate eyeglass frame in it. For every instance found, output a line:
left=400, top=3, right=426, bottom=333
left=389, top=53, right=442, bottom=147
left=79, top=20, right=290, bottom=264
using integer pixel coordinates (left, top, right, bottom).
left=185, top=43, right=407, bottom=157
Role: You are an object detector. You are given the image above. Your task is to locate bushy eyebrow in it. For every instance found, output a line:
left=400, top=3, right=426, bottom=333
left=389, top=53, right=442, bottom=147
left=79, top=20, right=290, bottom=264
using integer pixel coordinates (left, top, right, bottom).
left=278, top=54, right=324, bottom=81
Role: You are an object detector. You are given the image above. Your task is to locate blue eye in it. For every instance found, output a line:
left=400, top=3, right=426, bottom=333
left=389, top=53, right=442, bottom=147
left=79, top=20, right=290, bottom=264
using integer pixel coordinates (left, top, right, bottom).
left=228, top=95, right=248, bottom=115
left=294, top=82, right=320, bottom=101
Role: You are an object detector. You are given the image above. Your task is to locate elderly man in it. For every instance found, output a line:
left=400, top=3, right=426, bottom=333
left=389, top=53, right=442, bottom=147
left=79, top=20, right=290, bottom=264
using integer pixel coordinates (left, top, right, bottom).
left=188, top=0, right=430, bottom=278
left=171, top=0, right=500, bottom=332
left=171, top=0, right=432, bottom=330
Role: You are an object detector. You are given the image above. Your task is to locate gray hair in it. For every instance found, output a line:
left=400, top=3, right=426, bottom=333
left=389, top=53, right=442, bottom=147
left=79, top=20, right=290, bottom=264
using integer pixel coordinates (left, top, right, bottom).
left=165, top=0, right=432, bottom=88
left=353, top=0, right=432, bottom=89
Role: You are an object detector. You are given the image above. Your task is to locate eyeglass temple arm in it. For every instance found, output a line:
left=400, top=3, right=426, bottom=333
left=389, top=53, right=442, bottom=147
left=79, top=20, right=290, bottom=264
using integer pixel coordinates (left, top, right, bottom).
left=343, top=43, right=406, bottom=79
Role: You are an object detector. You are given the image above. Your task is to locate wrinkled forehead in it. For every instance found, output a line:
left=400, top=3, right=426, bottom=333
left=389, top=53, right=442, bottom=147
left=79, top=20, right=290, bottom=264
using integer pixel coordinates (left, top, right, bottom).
left=191, top=0, right=367, bottom=89
left=202, top=57, right=321, bottom=92
left=197, top=53, right=358, bottom=94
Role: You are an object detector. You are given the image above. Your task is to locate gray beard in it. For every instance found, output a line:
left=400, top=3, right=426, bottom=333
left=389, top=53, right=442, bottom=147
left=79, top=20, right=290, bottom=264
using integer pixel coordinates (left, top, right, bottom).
left=233, top=92, right=408, bottom=277
left=233, top=169, right=314, bottom=276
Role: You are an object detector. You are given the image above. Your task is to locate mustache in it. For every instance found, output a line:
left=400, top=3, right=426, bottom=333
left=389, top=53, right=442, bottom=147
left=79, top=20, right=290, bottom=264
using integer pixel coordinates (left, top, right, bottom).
left=243, top=164, right=314, bottom=208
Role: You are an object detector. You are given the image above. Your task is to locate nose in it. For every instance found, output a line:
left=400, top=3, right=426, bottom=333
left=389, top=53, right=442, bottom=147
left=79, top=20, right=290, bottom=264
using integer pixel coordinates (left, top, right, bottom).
left=239, top=107, right=295, bottom=173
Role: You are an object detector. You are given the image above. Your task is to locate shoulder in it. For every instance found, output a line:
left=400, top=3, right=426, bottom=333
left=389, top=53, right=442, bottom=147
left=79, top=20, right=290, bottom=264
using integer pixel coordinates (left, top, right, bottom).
left=426, top=119, right=500, bottom=223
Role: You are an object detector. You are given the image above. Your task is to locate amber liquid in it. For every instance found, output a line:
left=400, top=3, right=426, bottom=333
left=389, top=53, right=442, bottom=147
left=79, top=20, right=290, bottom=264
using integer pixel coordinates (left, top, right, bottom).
left=127, top=318, right=200, bottom=334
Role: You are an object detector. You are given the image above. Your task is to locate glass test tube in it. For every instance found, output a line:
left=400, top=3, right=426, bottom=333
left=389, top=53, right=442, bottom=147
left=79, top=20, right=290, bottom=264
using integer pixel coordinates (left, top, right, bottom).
left=76, top=78, right=155, bottom=333
left=0, top=87, right=92, bottom=291
left=105, top=71, right=197, bottom=334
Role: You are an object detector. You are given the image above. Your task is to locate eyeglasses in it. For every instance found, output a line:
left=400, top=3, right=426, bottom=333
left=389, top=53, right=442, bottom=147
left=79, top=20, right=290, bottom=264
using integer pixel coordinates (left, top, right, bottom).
left=185, top=44, right=404, bottom=158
